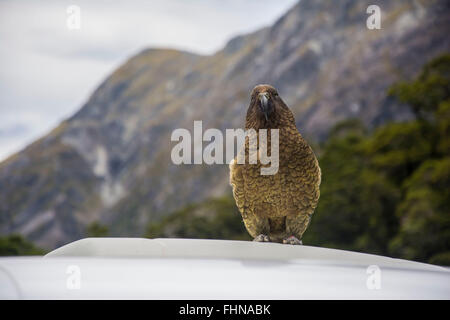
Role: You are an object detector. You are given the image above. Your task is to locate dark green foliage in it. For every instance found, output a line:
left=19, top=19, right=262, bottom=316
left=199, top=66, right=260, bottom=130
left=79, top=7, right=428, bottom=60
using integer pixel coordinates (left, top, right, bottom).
left=145, top=196, right=251, bottom=241
left=303, top=124, right=400, bottom=255
left=428, top=252, right=450, bottom=266
left=388, top=54, right=450, bottom=120
left=87, top=221, right=109, bottom=237
left=384, top=54, right=450, bottom=265
left=364, top=122, right=433, bottom=183
left=305, top=53, right=450, bottom=265
left=0, top=234, right=46, bottom=256
left=436, top=100, right=450, bottom=155
left=327, top=118, right=367, bottom=139
left=389, top=158, right=450, bottom=262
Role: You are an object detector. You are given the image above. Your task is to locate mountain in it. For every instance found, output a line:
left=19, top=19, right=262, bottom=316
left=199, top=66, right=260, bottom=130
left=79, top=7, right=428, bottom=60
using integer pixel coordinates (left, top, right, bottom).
left=1, top=0, right=449, bottom=249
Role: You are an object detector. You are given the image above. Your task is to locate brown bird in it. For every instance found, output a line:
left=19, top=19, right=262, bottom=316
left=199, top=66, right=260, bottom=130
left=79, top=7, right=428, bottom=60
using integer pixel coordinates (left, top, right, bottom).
left=229, top=84, right=321, bottom=245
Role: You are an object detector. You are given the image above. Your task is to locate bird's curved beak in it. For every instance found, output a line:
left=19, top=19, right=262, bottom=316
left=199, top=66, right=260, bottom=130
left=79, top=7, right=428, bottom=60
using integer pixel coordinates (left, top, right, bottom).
left=259, top=93, right=270, bottom=121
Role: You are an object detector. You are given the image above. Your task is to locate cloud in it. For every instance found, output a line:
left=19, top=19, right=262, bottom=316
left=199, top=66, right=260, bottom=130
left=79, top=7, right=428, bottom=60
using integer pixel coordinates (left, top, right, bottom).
left=0, top=0, right=297, bottom=161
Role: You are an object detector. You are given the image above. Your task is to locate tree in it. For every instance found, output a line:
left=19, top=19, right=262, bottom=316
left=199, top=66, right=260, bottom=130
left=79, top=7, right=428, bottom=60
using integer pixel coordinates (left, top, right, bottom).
left=388, top=54, right=450, bottom=120
left=145, top=196, right=250, bottom=241
left=304, top=121, right=399, bottom=255
left=306, top=54, right=450, bottom=264
left=385, top=53, right=450, bottom=264
left=87, top=221, right=109, bottom=237
left=0, top=234, right=46, bottom=256
left=364, top=121, right=433, bottom=184
left=389, top=158, right=450, bottom=264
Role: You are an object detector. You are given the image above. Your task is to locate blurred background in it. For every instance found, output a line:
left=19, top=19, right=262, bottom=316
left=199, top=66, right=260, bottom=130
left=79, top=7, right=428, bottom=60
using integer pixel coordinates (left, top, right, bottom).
left=0, top=0, right=449, bottom=266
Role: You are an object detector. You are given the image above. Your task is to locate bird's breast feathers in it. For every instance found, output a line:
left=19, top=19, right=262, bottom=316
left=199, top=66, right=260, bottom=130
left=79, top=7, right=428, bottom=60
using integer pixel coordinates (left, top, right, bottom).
left=236, top=127, right=320, bottom=217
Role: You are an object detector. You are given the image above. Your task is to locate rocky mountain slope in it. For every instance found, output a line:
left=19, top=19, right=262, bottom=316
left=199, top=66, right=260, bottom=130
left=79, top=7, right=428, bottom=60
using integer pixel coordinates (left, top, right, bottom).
left=1, top=0, right=449, bottom=249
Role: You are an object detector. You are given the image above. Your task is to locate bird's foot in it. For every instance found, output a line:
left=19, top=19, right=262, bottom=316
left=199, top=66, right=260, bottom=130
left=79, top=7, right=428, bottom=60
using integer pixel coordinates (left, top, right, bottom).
left=283, top=236, right=302, bottom=245
left=253, top=234, right=270, bottom=242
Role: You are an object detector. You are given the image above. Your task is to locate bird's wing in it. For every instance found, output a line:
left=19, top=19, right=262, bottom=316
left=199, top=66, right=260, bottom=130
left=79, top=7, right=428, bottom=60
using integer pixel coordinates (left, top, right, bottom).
left=287, top=143, right=321, bottom=216
left=229, top=158, right=247, bottom=217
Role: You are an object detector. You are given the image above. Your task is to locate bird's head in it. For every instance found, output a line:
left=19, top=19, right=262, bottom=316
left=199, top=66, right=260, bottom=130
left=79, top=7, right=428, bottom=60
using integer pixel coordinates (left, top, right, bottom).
left=246, top=84, right=294, bottom=129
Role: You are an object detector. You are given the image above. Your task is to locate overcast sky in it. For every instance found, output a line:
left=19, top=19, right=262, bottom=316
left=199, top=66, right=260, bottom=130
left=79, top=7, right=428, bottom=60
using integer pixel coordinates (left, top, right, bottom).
left=0, top=0, right=297, bottom=161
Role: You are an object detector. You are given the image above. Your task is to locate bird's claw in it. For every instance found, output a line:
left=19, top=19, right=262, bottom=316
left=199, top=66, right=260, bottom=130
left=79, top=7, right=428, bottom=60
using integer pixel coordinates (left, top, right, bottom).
left=253, top=234, right=270, bottom=242
left=283, top=236, right=302, bottom=245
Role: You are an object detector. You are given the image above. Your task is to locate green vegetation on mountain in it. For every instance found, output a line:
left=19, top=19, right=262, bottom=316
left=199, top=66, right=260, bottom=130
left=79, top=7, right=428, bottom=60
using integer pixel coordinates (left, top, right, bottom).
left=87, top=221, right=109, bottom=237
left=145, top=197, right=250, bottom=241
left=0, top=234, right=46, bottom=256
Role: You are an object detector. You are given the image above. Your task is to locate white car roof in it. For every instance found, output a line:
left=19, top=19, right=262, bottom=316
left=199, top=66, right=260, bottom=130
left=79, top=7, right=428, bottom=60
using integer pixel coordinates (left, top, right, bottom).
left=1, top=238, right=449, bottom=299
